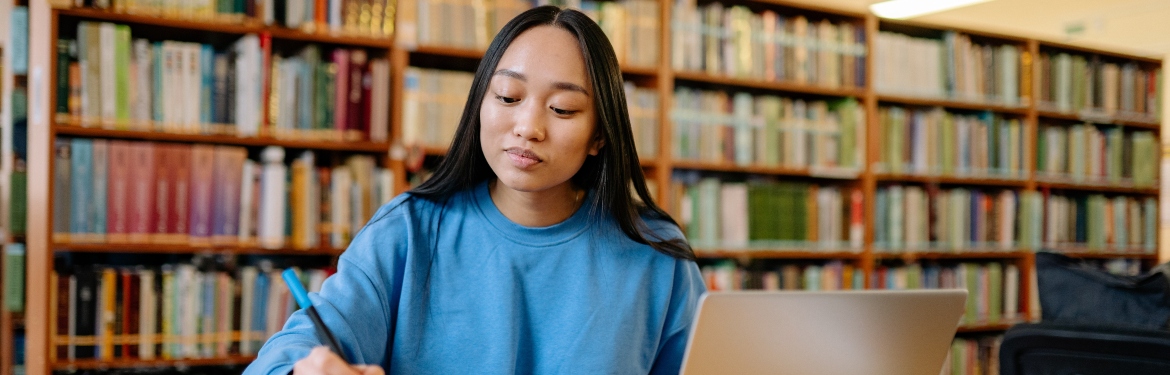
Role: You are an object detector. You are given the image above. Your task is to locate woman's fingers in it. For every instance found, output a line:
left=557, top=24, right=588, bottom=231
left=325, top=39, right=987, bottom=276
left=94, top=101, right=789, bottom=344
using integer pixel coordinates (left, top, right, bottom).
left=293, top=346, right=365, bottom=375
left=352, top=365, right=387, bottom=375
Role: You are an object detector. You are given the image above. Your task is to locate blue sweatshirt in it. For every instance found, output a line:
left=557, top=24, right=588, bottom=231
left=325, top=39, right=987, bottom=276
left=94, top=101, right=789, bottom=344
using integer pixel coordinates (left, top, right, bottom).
left=244, top=181, right=707, bottom=374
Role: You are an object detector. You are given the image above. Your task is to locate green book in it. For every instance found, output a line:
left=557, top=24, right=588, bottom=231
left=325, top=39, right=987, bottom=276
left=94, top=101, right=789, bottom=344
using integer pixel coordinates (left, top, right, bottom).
left=9, top=165, right=26, bottom=236
left=114, top=25, right=132, bottom=124
left=4, top=244, right=25, bottom=312
left=988, top=262, right=1003, bottom=324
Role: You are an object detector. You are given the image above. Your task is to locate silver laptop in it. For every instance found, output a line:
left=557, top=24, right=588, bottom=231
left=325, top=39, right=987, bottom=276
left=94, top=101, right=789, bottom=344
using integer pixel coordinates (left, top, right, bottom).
left=679, top=289, right=968, bottom=375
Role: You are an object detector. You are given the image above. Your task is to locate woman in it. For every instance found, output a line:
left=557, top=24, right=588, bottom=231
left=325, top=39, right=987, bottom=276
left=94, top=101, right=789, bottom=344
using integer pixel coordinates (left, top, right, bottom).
left=245, top=6, right=705, bottom=375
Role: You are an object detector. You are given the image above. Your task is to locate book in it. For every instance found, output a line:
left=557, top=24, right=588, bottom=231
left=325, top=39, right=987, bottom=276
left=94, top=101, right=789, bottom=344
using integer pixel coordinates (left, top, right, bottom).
left=3, top=244, right=25, bottom=312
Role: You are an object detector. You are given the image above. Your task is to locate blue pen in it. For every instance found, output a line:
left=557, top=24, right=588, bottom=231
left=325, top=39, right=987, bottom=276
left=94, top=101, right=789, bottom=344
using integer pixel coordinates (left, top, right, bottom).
left=282, top=268, right=348, bottom=362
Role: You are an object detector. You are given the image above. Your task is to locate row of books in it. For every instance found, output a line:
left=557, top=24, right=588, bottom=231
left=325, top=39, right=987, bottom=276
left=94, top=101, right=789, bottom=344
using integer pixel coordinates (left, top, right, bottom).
left=1037, top=51, right=1162, bottom=118
left=671, top=89, right=863, bottom=171
left=51, top=139, right=393, bottom=249
left=395, top=0, right=530, bottom=50
left=945, top=335, right=1002, bottom=375
left=399, top=67, right=474, bottom=149
left=1043, top=193, right=1156, bottom=252
left=700, top=260, right=864, bottom=291
left=673, top=176, right=863, bottom=251
left=578, top=0, right=660, bottom=68
left=624, top=83, right=660, bottom=160
left=51, top=262, right=328, bottom=361
left=875, top=107, right=1025, bottom=179
left=1036, top=124, right=1158, bottom=188
left=875, top=31, right=1023, bottom=105
left=671, top=2, right=866, bottom=87
left=873, top=186, right=1039, bottom=252
left=73, top=0, right=395, bottom=36
left=874, top=262, right=1020, bottom=326
left=58, top=23, right=392, bottom=142
left=268, top=46, right=392, bottom=142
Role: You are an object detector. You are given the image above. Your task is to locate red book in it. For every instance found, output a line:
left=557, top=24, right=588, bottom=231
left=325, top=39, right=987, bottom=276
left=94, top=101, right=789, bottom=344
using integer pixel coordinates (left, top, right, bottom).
left=189, top=145, right=216, bottom=244
left=172, top=145, right=193, bottom=243
left=259, top=32, right=273, bottom=135
left=106, top=141, right=132, bottom=243
left=127, top=142, right=157, bottom=243
left=121, top=270, right=140, bottom=358
left=333, top=49, right=350, bottom=140
left=152, top=145, right=173, bottom=243
left=347, top=49, right=367, bottom=140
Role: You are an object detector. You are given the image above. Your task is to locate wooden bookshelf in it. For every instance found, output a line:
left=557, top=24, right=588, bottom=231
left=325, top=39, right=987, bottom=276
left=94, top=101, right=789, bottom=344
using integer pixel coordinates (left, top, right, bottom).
left=1036, top=109, right=1161, bottom=130
left=54, top=123, right=391, bottom=152
left=53, top=356, right=257, bottom=371
left=957, top=323, right=1016, bottom=333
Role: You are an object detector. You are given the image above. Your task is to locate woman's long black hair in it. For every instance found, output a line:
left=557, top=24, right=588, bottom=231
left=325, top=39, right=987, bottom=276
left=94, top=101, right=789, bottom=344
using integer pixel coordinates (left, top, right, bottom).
left=409, top=5, right=694, bottom=261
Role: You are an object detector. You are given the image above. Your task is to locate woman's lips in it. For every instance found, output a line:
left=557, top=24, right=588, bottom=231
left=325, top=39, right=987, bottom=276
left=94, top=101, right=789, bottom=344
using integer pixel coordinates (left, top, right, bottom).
left=506, top=148, right=542, bottom=168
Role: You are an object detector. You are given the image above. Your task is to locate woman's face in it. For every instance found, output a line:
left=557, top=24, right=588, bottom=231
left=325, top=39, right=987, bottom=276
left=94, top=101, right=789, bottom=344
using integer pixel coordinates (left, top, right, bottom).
left=480, top=25, right=602, bottom=195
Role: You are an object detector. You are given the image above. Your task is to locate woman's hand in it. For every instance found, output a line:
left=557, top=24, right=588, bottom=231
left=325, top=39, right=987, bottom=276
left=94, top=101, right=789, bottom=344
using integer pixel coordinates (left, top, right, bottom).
left=293, top=346, right=385, bottom=375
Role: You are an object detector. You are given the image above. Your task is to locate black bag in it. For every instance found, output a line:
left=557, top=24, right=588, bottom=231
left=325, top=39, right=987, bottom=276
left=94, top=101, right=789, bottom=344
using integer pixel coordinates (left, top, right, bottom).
left=1036, top=251, right=1170, bottom=331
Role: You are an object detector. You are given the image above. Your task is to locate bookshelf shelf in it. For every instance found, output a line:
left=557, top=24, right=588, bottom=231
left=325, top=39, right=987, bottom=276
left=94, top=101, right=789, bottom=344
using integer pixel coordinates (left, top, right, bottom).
left=52, top=355, right=257, bottom=371
left=1036, top=110, right=1160, bottom=130
left=410, top=45, right=485, bottom=59
left=876, top=94, right=1028, bottom=115
left=620, top=66, right=658, bottom=77
left=54, top=124, right=390, bottom=153
left=956, top=323, right=1015, bottom=333
left=1041, top=249, right=1158, bottom=260
left=52, top=243, right=346, bottom=256
left=1036, top=181, right=1158, bottom=195
left=672, top=160, right=860, bottom=179
left=875, top=174, right=1028, bottom=187
left=873, top=251, right=1029, bottom=260
left=55, top=7, right=394, bottom=48
left=673, top=71, right=865, bottom=98
left=695, top=250, right=863, bottom=260
left=55, top=7, right=258, bottom=35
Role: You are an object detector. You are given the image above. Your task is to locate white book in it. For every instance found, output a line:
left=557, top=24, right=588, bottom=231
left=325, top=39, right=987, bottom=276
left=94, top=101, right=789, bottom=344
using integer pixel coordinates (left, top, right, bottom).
left=265, top=271, right=288, bottom=338
left=216, top=273, right=234, bottom=357
left=187, top=43, right=203, bottom=132
left=308, top=269, right=327, bottom=293
left=138, top=269, right=156, bottom=359
left=100, top=23, right=118, bottom=124
left=176, top=265, right=197, bottom=358
left=133, top=39, right=153, bottom=128
left=286, top=0, right=305, bottom=28
left=238, top=267, right=258, bottom=355
left=239, top=159, right=257, bottom=244
left=332, top=167, right=353, bottom=247
left=718, top=183, right=747, bottom=247
left=1004, top=264, right=1019, bottom=320
left=234, top=34, right=261, bottom=136
left=378, top=168, right=394, bottom=206
left=258, top=146, right=287, bottom=249
left=329, top=0, right=343, bottom=30
left=68, top=275, right=77, bottom=360
left=401, top=67, right=421, bottom=144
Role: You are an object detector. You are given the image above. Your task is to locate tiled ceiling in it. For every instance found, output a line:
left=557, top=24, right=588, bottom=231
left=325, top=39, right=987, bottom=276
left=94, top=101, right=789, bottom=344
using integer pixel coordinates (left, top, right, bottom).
left=786, top=0, right=1170, bottom=58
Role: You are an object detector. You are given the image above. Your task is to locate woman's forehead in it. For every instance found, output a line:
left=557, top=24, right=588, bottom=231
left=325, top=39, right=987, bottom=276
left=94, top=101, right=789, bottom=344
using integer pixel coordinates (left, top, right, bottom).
left=495, top=25, right=592, bottom=92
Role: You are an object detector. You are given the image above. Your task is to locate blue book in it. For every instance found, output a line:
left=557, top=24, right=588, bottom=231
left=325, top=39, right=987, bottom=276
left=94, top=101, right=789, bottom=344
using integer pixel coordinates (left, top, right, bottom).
left=91, top=140, right=108, bottom=239
left=201, top=44, right=215, bottom=125
left=201, top=273, right=215, bottom=357
left=253, top=271, right=270, bottom=349
left=70, top=139, right=93, bottom=239
left=11, top=7, right=28, bottom=74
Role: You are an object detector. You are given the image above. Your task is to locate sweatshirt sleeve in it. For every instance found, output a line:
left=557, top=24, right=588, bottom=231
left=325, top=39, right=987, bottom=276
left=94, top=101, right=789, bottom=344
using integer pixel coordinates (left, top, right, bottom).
left=649, top=259, right=707, bottom=375
left=243, top=199, right=415, bottom=375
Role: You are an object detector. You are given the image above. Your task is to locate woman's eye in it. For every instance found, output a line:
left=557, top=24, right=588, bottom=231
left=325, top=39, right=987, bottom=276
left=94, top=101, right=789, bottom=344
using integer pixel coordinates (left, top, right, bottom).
left=551, top=107, right=578, bottom=115
left=496, top=95, right=520, bottom=104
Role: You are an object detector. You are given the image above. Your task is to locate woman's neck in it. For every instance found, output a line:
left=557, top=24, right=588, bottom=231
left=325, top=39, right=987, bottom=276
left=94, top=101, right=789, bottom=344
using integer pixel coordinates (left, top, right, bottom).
left=488, top=179, right=584, bottom=227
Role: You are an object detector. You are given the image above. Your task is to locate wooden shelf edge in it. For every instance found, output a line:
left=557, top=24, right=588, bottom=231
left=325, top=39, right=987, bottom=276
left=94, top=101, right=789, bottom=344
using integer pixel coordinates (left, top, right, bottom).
left=672, top=161, right=861, bottom=179
left=875, top=173, right=1027, bottom=187
left=874, top=251, right=1030, bottom=260
left=55, top=7, right=394, bottom=48
left=54, top=124, right=389, bottom=152
left=673, top=71, right=865, bottom=97
left=1037, top=110, right=1160, bottom=128
left=410, top=45, right=485, bottom=59
left=1036, top=181, right=1158, bottom=195
left=52, top=355, right=257, bottom=370
left=877, top=94, right=1028, bottom=114
left=956, top=323, right=1016, bottom=333
left=1040, top=249, right=1158, bottom=260
left=53, top=242, right=345, bottom=256
left=694, top=250, right=863, bottom=259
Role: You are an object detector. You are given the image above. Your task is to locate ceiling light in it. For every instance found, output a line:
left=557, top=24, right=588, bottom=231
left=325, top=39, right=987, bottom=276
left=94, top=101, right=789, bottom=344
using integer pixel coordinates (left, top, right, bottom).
left=870, top=0, right=993, bottom=20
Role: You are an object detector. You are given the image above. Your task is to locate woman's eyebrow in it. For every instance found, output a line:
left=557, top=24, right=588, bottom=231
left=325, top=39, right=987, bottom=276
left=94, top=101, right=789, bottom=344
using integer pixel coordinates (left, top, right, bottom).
left=494, top=68, right=589, bottom=95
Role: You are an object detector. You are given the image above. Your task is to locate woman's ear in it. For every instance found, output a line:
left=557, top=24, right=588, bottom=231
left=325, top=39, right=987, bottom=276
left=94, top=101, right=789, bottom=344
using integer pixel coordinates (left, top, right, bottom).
left=588, top=133, right=605, bottom=156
